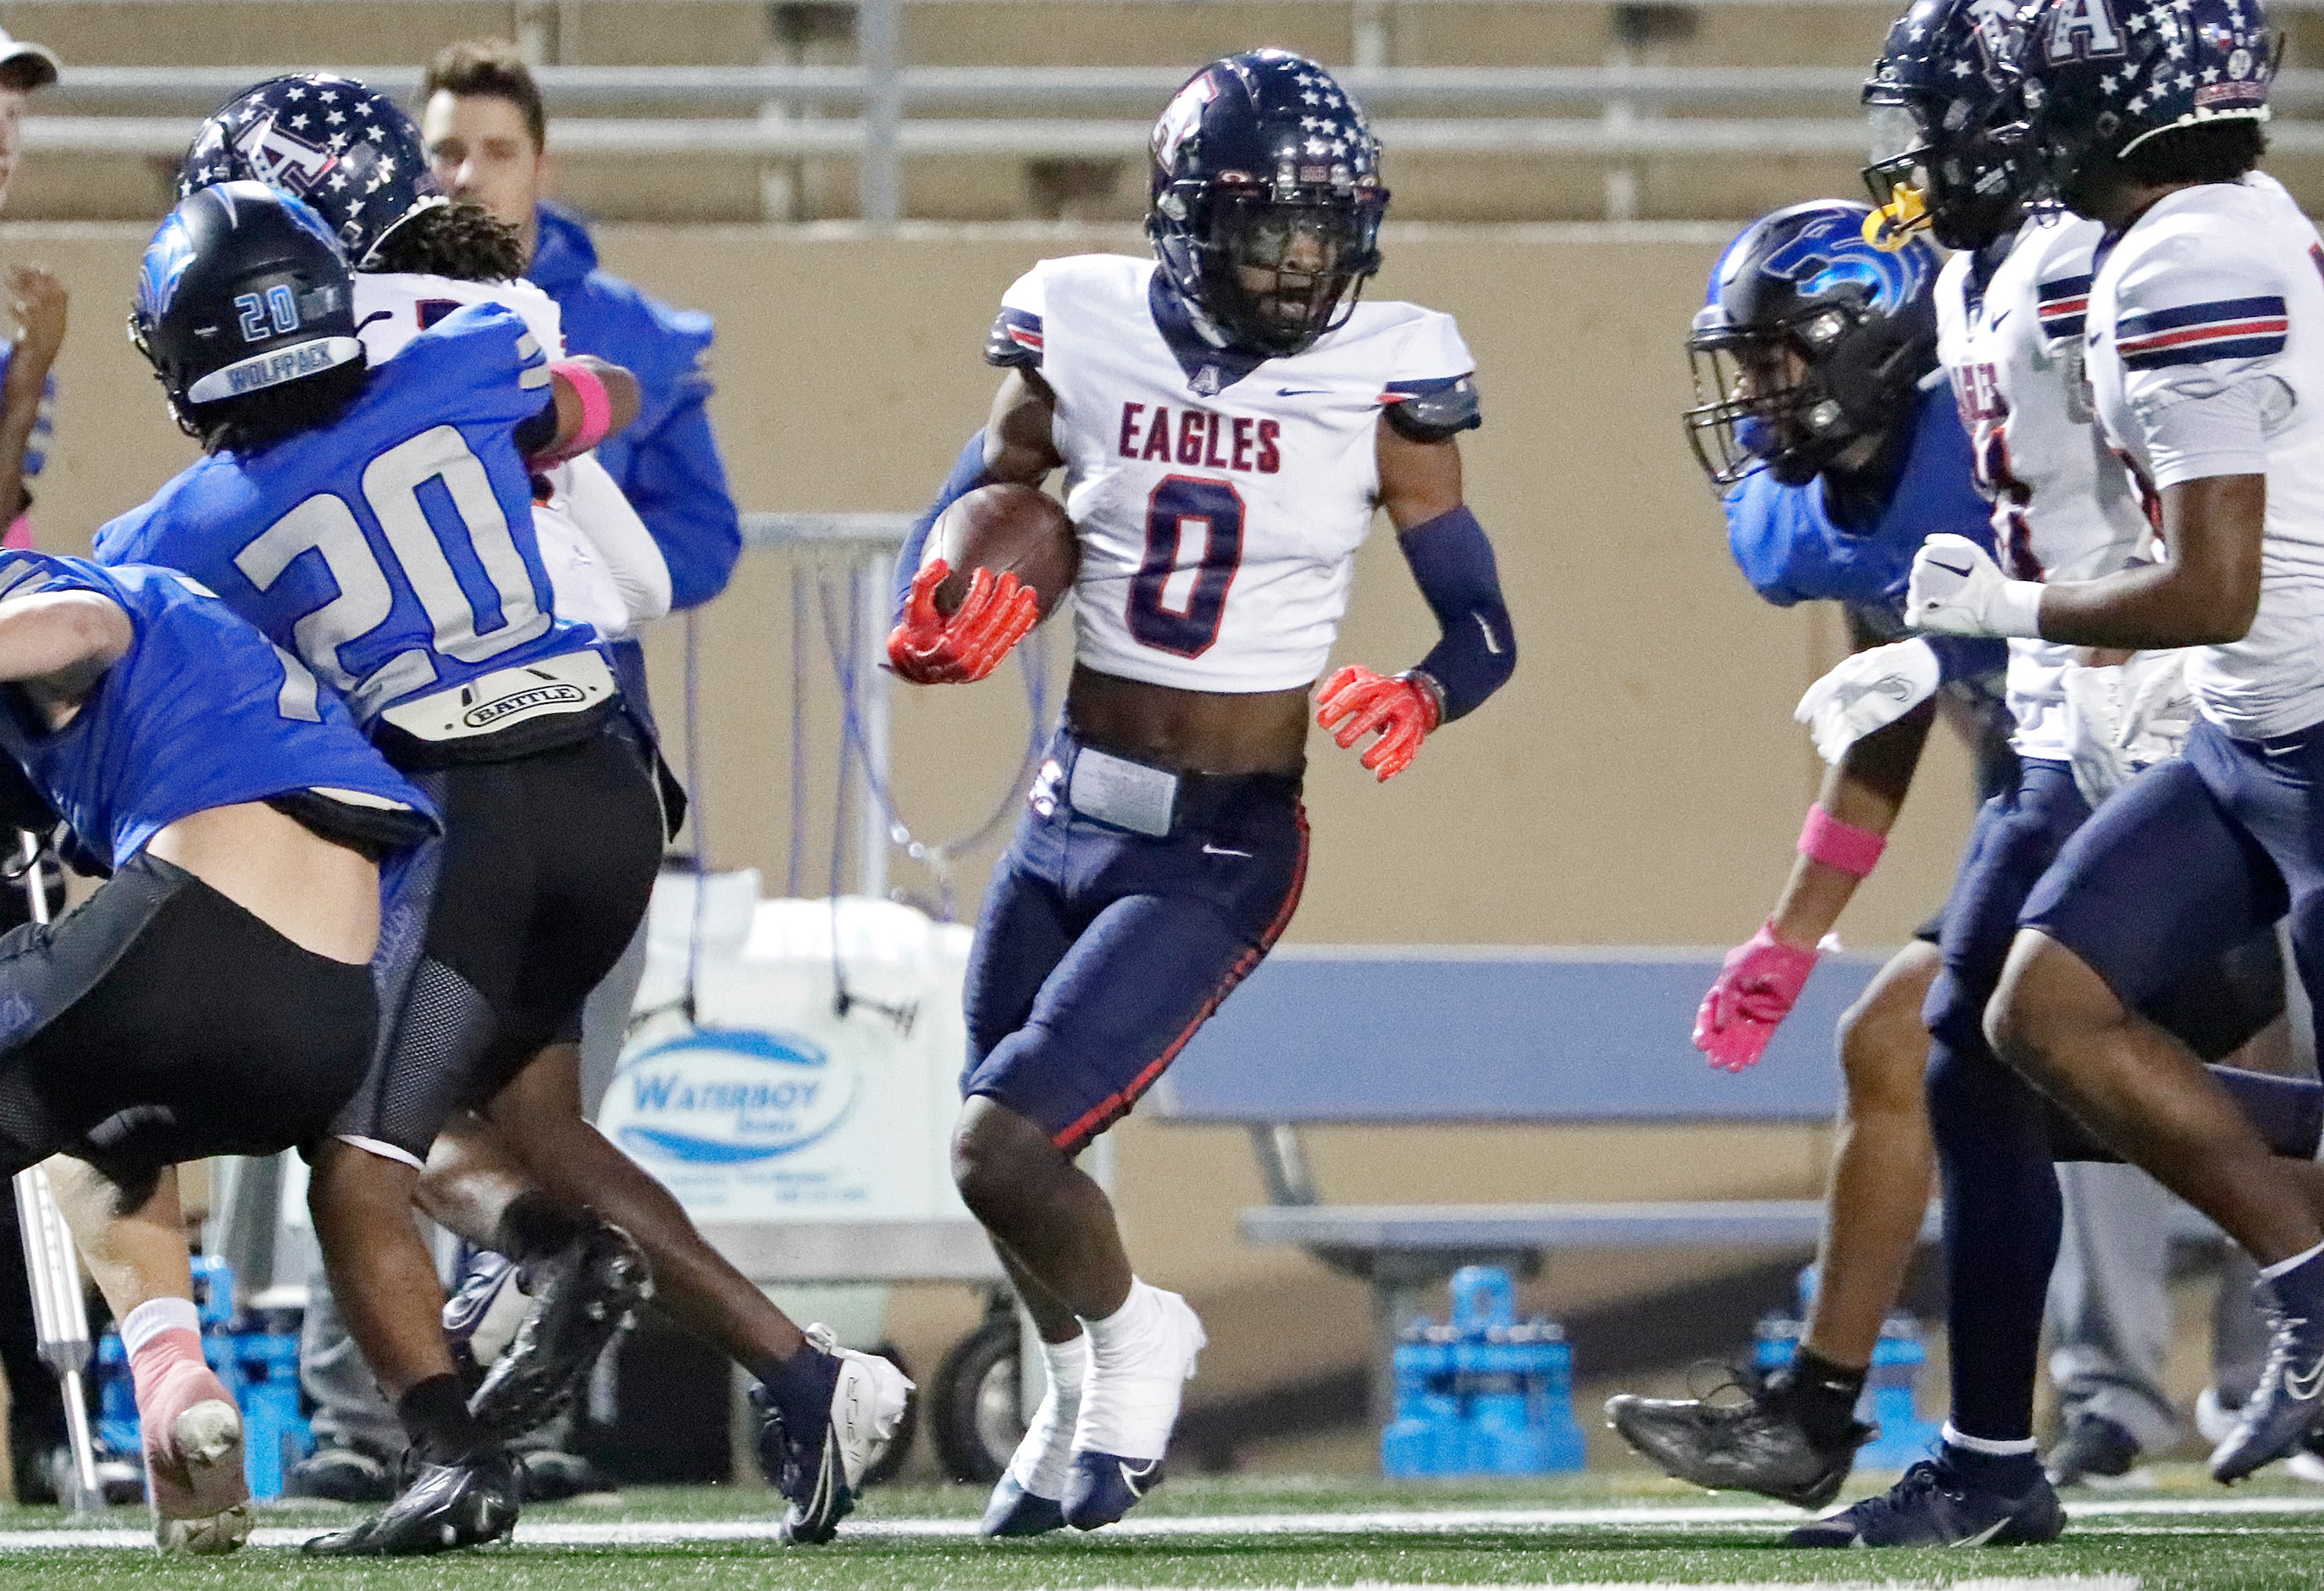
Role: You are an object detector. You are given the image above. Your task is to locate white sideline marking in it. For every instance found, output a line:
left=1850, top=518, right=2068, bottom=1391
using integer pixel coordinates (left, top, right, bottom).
left=0, top=1496, right=2312, bottom=1552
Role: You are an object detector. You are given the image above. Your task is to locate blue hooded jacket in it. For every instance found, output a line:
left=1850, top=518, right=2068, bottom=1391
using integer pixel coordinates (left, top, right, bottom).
left=528, top=202, right=741, bottom=613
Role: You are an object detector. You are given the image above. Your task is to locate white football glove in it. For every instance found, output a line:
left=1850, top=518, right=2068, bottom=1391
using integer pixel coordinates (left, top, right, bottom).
left=2061, top=650, right=2196, bottom=807
left=1794, top=638, right=1944, bottom=766
left=1906, top=534, right=2046, bottom=640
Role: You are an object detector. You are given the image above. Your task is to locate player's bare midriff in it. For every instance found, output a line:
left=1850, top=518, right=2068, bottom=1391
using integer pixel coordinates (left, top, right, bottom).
left=145, top=801, right=381, bottom=966
left=1065, top=662, right=1310, bottom=777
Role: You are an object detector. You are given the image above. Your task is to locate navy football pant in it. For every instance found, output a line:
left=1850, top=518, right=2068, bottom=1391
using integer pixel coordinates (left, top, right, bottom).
left=961, top=731, right=1308, bottom=1154
left=1929, top=757, right=2294, bottom=1444
left=1926, top=759, right=2089, bottom=1445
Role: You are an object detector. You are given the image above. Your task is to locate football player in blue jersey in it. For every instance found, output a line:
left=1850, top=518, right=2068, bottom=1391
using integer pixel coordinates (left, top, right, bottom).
left=0, top=549, right=437, bottom=1553
left=1608, top=197, right=2020, bottom=1507
left=175, top=83, right=909, bottom=1542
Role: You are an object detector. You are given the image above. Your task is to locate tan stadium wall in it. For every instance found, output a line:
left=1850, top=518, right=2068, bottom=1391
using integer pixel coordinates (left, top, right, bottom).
left=5, top=218, right=1978, bottom=1448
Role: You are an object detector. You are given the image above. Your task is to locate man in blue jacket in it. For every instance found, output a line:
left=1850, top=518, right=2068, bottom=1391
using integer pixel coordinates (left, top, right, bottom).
left=419, top=38, right=740, bottom=618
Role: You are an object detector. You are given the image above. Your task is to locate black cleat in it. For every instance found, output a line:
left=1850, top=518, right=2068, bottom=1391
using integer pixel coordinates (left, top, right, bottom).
left=1605, top=1367, right=1871, bottom=1510
left=301, top=1450, right=519, bottom=1557
left=2045, top=1415, right=2144, bottom=1489
left=1788, top=1456, right=2064, bottom=1548
left=284, top=1442, right=397, bottom=1504
left=468, top=1219, right=650, bottom=1439
left=2213, top=1282, right=2324, bottom=1483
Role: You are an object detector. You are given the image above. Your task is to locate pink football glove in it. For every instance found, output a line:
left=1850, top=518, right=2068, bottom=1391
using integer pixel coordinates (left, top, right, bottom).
left=1315, top=665, right=1441, bottom=782
left=1693, top=922, right=1820, bottom=1073
left=886, top=559, right=1038, bottom=685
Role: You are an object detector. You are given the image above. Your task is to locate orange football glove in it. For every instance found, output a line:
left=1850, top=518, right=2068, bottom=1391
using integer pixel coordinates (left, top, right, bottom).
left=887, top=560, right=1038, bottom=685
left=1315, top=665, right=1441, bottom=782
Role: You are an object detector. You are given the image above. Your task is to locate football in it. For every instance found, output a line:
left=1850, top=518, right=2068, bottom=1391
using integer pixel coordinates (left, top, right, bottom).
left=927, top=483, right=1080, bottom=622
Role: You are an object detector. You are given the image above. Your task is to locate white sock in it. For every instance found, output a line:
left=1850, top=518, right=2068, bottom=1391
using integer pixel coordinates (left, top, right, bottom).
left=1071, top=1279, right=1204, bottom=1462
left=1942, top=1422, right=2038, bottom=1457
left=121, top=1296, right=201, bottom=1358
left=1006, top=1334, right=1088, bottom=1499
left=2261, top=1239, right=2324, bottom=1283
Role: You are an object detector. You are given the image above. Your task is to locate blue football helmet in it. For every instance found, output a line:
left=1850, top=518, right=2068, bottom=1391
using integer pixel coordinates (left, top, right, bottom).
left=2021, top=0, right=2275, bottom=202
left=178, top=73, right=445, bottom=268
left=130, top=180, right=361, bottom=435
left=1862, top=0, right=2039, bottom=249
left=1685, top=199, right=1940, bottom=490
left=1147, top=49, right=1389, bottom=358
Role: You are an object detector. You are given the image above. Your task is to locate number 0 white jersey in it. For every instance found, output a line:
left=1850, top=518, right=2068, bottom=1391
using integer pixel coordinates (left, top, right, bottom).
left=2085, top=172, right=2324, bottom=740
left=1936, top=218, right=2152, bottom=761
left=995, top=254, right=1475, bottom=692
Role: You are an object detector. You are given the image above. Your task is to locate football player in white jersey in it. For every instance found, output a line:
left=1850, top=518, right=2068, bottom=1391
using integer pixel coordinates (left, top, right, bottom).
left=887, top=50, right=1514, bottom=1534
left=1923, top=0, right=2324, bottom=1487
left=174, top=79, right=909, bottom=1552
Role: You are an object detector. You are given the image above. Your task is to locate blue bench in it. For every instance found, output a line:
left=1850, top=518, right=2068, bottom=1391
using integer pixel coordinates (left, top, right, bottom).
left=1148, top=945, right=1893, bottom=1419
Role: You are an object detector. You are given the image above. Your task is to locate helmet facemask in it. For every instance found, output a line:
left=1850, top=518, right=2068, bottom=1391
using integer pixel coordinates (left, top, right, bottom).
left=1861, top=90, right=2031, bottom=252
left=1192, top=186, right=1383, bottom=358
left=1685, top=308, right=1857, bottom=489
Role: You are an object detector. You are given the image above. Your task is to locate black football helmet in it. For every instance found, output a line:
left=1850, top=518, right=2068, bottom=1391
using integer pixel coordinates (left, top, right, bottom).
left=1684, top=199, right=1940, bottom=491
left=178, top=73, right=445, bottom=268
left=1862, top=0, right=2040, bottom=249
left=131, top=181, right=361, bottom=435
left=2020, top=0, right=2274, bottom=208
left=1147, top=49, right=1389, bottom=358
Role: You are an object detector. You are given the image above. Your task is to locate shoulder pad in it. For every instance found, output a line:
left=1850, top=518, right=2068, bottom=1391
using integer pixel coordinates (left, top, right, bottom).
left=1382, top=374, right=1480, bottom=442
left=985, top=307, right=1043, bottom=369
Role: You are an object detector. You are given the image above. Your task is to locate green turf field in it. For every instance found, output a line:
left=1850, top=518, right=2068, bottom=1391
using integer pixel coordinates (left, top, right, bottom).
left=0, top=1468, right=2315, bottom=1588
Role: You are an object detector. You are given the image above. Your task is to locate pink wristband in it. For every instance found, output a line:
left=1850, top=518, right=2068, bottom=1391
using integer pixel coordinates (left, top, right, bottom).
left=548, top=359, right=613, bottom=457
left=1798, top=806, right=1886, bottom=879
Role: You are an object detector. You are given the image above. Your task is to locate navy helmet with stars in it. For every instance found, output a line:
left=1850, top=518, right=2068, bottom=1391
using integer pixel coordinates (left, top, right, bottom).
left=2018, top=0, right=2275, bottom=196
left=1146, top=49, right=1389, bottom=358
left=1862, top=0, right=2039, bottom=250
left=176, top=74, right=444, bottom=269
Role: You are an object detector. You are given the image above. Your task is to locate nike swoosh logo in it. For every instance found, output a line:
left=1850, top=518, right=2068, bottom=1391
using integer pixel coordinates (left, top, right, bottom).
left=1203, top=844, right=1252, bottom=858
left=1929, top=560, right=1976, bottom=578
left=1475, top=613, right=1502, bottom=655
left=2287, top=1357, right=2324, bottom=1400
left=1835, top=678, right=1913, bottom=709
left=1277, top=387, right=1326, bottom=396
left=1956, top=1515, right=2016, bottom=1547
left=1989, top=308, right=2011, bottom=331
left=1119, top=1459, right=1163, bottom=1497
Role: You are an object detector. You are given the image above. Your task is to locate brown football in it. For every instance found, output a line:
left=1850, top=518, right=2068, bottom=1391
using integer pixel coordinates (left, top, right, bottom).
left=928, top=483, right=1080, bottom=622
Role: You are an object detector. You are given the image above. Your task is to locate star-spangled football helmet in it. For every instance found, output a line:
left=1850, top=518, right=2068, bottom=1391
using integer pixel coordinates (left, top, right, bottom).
left=2020, top=0, right=2275, bottom=199
left=178, top=74, right=445, bottom=268
left=130, top=180, right=362, bottom=435
left=1684, top=199, right=1940, bottom=490
left=1147, top=49, right=1389, bottom=358
left=1862, top=0, right=2039, bottom=249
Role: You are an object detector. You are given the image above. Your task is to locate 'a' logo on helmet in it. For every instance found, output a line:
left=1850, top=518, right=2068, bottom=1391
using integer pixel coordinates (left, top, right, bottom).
left=232, top=118, right=338, bottom=195
left=1154, top=73, right=1218, bottom=172
left=2047, top=0, right=2126, bottom=62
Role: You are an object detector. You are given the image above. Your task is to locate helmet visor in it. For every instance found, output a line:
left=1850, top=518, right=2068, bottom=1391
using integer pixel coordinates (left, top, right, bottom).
left=1205, top=191, right=1379, bottom=357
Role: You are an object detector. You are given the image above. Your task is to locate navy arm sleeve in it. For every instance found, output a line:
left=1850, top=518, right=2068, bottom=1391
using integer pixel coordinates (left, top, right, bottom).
left=1398, top=504, right=1515, bottom=721
left=894, top=430, right=992, bottom=618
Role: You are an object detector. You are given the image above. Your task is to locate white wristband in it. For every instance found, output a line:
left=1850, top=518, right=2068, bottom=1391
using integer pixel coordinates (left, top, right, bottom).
left=1989, top=579, right=2046, bottom=640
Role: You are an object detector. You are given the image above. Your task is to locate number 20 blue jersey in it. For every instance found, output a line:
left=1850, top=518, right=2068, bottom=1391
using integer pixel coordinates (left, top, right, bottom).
left=95, top=303, right=595, bottom=727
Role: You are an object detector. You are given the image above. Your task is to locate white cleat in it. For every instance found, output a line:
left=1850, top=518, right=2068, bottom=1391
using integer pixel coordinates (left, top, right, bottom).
left=1063, top=1284, right=1204, bottom=1530
left=150, top=1398, right=252, bottom=1555
left=761, top=1323, right=913, bottom=1545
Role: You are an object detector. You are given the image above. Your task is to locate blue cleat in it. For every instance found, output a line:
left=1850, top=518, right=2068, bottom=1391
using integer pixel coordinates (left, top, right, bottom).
left=2213, top=1279, right=2324, bottom=1483
left=1062, top=1452, right=1165, bottom=1529
left=1786, top=1456, right=2063, bottom=1548
left=980, top=1473, right=1068, bottom=1537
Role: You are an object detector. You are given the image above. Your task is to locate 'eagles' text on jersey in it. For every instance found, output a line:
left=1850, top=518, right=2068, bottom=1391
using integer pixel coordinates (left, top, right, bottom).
left=0, top=553, right=434, bottom=868
left=993, top=255, right=1475, bottom=692
left=93, top=303, right=596, bottom=727
left=2084, top=173, right=2324, bottom=740
left=1937, top=215, right=2151, bottom=761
